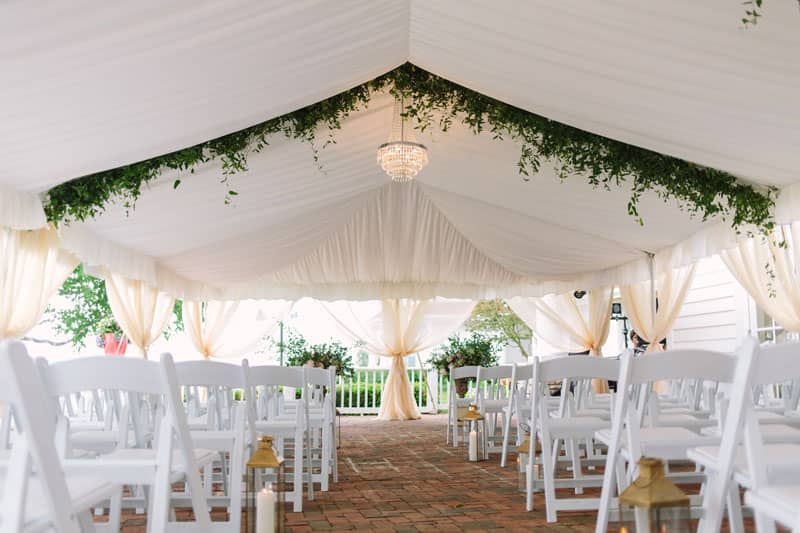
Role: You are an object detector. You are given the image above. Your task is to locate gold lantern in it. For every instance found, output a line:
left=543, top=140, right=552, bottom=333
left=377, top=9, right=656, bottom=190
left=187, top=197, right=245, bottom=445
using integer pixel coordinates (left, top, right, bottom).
left=458, top=404, right=487, bottom=462
left=618, top=457, right=691, bottom=532
left=246, top=436, right=286, bottom=533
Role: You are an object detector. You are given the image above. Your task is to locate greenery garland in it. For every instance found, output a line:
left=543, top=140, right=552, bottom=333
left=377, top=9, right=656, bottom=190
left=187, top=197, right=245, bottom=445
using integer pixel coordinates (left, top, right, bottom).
left=44, top=63, right=775, bottom=235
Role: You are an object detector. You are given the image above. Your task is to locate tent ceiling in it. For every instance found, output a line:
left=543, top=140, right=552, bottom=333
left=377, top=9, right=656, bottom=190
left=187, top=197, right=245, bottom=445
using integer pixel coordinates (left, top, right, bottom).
left=2, top=0, right=799, bottom=299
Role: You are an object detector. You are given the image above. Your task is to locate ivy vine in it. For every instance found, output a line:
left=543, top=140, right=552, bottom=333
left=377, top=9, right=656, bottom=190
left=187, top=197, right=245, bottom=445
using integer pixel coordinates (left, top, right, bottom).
left=44, top=63, right=775, bottom=236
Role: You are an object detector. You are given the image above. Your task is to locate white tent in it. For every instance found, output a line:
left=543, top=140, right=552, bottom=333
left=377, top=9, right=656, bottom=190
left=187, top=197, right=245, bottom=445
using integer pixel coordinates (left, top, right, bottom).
left=2, top=0, right=800, bottom=301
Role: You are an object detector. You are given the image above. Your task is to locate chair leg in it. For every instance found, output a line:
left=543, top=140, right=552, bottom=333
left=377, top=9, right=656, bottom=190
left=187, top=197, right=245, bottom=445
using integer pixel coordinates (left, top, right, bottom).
left=293, top=433, right=304, bottom=512
left=540, top=435, right=558, bottom=523
left=105, top=487, right=122, bottom=533
left=567, top=438, right=584, bottom=495
left=725, top=481, right=744, bottom=533
left=500, top=409, right=513, bottom=467
left=321, top=422, right=331, bottom=492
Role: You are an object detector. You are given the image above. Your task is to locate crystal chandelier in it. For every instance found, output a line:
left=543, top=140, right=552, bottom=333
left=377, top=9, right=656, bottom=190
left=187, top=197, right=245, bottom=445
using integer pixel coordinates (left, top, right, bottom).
left=377, top=96, right=429, bottom=182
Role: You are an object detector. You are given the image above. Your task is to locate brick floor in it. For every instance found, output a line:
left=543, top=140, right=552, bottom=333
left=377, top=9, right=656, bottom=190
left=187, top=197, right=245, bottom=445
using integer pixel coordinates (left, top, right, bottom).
left=114, top=414, right=757, bottom=531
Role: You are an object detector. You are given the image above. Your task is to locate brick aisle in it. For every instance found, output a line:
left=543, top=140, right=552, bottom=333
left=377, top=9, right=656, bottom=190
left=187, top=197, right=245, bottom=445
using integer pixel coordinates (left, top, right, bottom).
left=284, top=414, right=595, bottom=532
left=114, top=414, right=756, bottom=532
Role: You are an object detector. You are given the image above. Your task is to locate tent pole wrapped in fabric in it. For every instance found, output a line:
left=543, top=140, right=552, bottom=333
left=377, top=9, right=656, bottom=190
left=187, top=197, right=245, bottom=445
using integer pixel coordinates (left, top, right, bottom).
left=323, top=298, right=475, bottom=420
left=182, top=299, right=292, bottom=359
left=619, top=264, right=697, bottom=353
left=0, top=226, right=78, bottom=340
left=508, top=288, right=613, bottom=392
left=104, top=271, right=175, bottom=359
left=721, top=223, right=800, bottom=332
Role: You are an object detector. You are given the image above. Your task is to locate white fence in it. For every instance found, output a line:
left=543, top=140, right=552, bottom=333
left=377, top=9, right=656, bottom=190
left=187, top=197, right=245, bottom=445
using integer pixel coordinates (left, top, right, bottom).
left=336, top=367, right=448, bottom=415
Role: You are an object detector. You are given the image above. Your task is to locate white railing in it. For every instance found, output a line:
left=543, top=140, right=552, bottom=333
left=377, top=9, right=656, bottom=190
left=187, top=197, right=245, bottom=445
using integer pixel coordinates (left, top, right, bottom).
left=336, top=367, right=449, bottom=415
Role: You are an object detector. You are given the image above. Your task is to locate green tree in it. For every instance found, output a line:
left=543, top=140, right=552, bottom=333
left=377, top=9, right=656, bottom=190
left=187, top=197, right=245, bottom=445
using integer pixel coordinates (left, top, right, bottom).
left=47, top=264, right=183, bottom=348
left=464, top=299, right=532, bottom=358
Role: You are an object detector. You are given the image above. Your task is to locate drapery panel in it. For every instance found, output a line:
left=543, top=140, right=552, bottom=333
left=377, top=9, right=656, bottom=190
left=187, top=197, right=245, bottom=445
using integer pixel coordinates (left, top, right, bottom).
left=323, top=298, right=475, bottom=420
left=721, top=223, right=800, bottom=332
left=0, top=226, right=78, bottom=339
left=104, top=271, right=175, bottom=359
left=183, top=299, right=292, bottom=359
left=620, top=264, right=696, bottom=352
left=509, top=288, right=613, bottom=392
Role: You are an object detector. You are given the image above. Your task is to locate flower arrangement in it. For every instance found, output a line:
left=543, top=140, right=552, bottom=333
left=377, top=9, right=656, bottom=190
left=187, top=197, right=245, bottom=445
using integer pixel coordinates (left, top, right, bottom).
left=429, top=332, right=501, bottom=376
left=286, top=341, right=355, bottom=378
left=95, top=316, right=123, bottom=338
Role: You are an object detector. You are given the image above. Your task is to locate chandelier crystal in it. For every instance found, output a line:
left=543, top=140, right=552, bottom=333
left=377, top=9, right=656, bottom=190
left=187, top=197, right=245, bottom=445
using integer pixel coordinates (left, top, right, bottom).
left=377, top=96, right=429, bottom=182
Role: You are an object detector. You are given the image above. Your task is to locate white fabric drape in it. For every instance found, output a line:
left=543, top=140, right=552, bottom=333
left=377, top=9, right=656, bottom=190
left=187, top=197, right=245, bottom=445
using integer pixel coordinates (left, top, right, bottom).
left=183, top=299, right=292, bottom=359
left=104, top=271, right=175, bottom=359
left=508, top=288, right=613, bottom=392
left=721, top=223, right=800, bottom=332
left=323, top=298, right=475, bottom=420
left=0, top=226, right=78, bottom=339
left=620, top=264, right=696, bottom=352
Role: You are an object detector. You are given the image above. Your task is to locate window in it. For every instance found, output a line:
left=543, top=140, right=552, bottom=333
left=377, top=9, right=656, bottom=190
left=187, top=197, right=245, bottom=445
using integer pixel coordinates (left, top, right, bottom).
left=754, top=307, right=798, bottom=344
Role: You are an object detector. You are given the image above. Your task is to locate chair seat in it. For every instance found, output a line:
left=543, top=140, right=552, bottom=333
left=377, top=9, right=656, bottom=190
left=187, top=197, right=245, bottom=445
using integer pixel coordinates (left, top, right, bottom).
left=654, top=413, right=715, bottom=430
left=545, top=416, right=609, bottom=438
left=755, top=411, right=800, bottom=426
left=70, top=430, right=122, bottom=454
left=189, top=430, right=237, bottom=449
left=574, top=408, right=611, bottom=419
left=66, top=447, right=217, bottom=484
left=254, top=419, right=302, bottom=436
left=596, top=426, right=718, bottom=460
left=481, top=399, right=508, bottom=412
left=688, top=443, right=800, bottom=487
left=0, top=473, right=118, bottom=531
left=699, top=423, right=800, bottom=443
left=745, top=485, right=800, bottom=527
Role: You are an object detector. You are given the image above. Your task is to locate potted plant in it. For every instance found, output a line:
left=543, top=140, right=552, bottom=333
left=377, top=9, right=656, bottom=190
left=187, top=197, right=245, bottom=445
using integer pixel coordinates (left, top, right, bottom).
left=429, top=332, right=500, bottom=397
left=287, top=341, right=355, bottom=378
left=96, top=316, right=127, bottom=356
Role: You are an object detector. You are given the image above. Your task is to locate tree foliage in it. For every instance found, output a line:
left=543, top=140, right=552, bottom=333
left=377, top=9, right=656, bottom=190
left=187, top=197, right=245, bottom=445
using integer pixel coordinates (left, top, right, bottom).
left=47, top=264, right=183, bottom=348
left=465, top=299, right=532, bottom=358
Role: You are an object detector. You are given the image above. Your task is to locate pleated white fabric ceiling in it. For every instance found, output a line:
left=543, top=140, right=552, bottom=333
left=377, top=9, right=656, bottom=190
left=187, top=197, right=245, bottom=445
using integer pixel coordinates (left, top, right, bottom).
left=2, top=0, right=799, bottom=299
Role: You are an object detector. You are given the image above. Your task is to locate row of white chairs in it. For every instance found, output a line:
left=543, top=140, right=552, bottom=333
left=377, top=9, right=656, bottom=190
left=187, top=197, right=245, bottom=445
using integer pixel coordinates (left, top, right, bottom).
left=449, top=342, right=800, bottom=531
left=0, top=341, right=339, bottom=532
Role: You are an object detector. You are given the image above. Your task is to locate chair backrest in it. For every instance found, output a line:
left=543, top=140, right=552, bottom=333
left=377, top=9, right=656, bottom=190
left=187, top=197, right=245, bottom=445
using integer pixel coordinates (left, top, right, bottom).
left=536, top=355, right=620, bottom=383
left=477, top=365, right=513, bottom=382
left=40, top=355, right=165, bottom=396
left=246, top=364, right=305, bottom=389
left=450, top=365, right=480, bottom=381
left=627, top=349, right=736, bottom=385
left=173, top=359, right=245, bottom=388
left=303, top=366, right=336, bottom=408
left=752, top=341, right=800, bottom=386
left=0, top=341, right=82, bottom=533
left=511, top=363, right=534, bottom=383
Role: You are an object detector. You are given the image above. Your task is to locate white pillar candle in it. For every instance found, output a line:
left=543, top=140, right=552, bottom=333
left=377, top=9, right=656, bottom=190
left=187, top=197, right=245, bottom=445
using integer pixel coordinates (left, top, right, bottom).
left=468, top=429, right=478, bottom=461
left=257, top=484, right=276, bottom=532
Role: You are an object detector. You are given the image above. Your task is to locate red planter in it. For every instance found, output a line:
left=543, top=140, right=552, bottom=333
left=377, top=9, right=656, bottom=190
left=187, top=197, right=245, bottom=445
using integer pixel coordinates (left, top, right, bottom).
left=103, top=333, right=128, bottom=356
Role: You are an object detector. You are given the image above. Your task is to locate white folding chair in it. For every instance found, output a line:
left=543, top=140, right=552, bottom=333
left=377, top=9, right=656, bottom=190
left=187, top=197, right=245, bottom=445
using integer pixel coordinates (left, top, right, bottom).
left=39, top=354, right=216, bottom=531
left=691, top=339, right=800, bottom=533
left=525, top=355, right=619, bottom=522
left=476, top=365, right=514, bottom=455
left=302, top=366, right=337, bottom=492
left=0, top=340, right=121, bottom=533
left=174, top=359, right=248, bottom=533
left=245, top=363, right=308, bottom=512
left=447, top=365, right=479, bottom=447
left=500, top=363, right=533, bottom=467
left=595, top=348, right=738, bottom=532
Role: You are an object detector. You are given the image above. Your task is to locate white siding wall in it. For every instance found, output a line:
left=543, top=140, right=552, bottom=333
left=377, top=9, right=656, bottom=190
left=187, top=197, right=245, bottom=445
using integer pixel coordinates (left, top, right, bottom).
left=670, top=255, right=751, bottom=353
